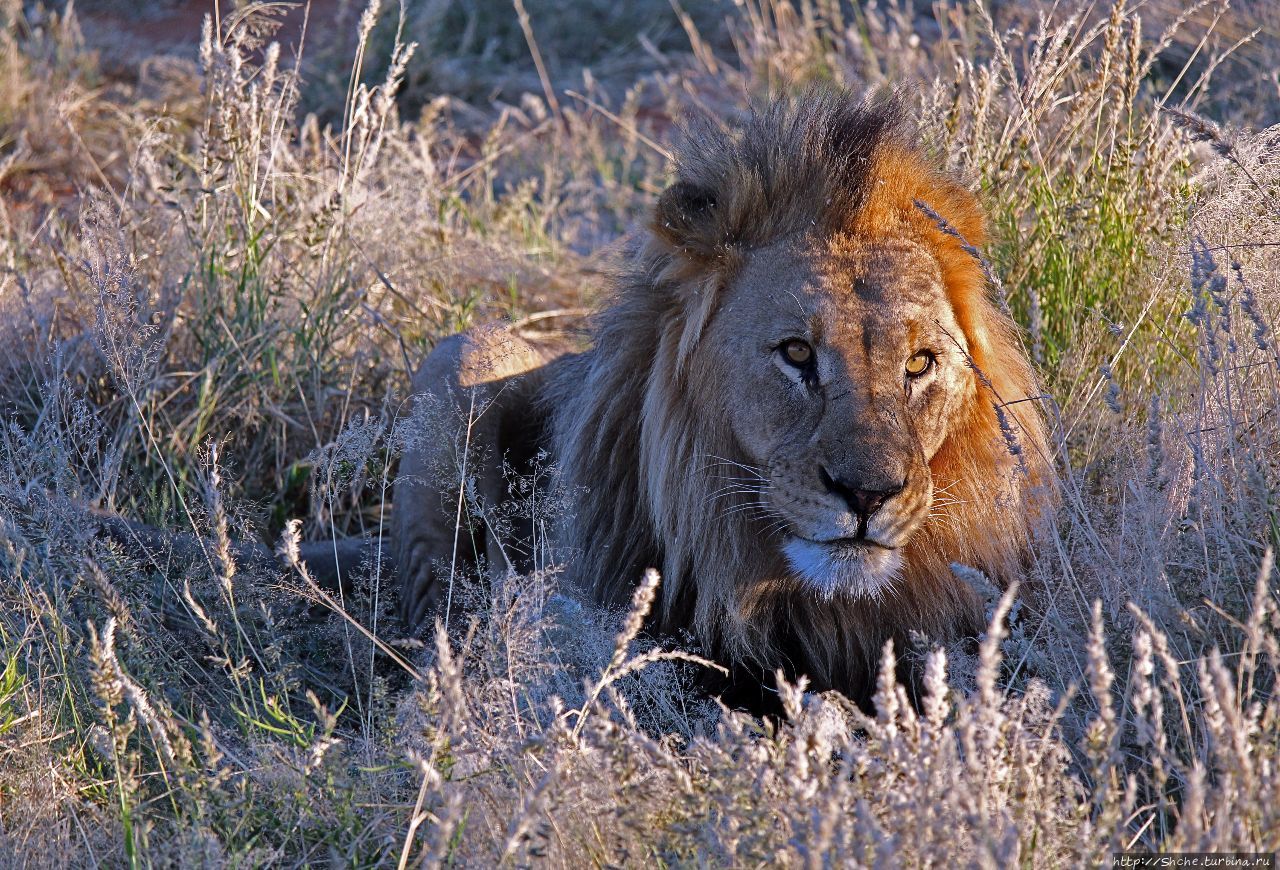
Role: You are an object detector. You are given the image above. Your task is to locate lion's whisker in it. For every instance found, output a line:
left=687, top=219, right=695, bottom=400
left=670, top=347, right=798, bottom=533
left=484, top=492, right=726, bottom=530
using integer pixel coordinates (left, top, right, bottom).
left=718, top=502, right=776, bottom=519
left=701, top=454, right=768, bottom=480
left=709, top=486, right=766, bottom=498
left=704, top=485, right=767, bottom=506
left=932, top=479, right=965, bottom=496
left=759, top=519, right=793, bottom=540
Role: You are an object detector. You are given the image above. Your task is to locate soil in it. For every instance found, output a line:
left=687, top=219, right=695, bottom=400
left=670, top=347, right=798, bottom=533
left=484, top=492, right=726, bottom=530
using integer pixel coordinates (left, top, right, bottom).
left=76, top=0, right=348, bottom=73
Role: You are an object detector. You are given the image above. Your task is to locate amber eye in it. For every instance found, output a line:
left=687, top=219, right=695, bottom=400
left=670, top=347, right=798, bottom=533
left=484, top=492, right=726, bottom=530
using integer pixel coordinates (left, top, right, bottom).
left=905, top=350, right=935, bottom=377
left=781, top=339, right=814, bottom=367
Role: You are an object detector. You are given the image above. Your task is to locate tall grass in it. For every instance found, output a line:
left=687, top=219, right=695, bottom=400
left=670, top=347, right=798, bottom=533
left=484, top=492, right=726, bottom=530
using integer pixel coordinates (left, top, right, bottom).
left=0, top=0, right=1278, bottom=864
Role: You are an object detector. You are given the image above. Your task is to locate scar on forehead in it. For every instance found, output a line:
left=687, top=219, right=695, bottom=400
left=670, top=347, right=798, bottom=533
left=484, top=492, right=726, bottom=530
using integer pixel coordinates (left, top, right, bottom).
left=823, top=240, right=942, bottom=300
left=852, top=275, right=942, bottom=311
left=851, top=275, right=885, bottom=303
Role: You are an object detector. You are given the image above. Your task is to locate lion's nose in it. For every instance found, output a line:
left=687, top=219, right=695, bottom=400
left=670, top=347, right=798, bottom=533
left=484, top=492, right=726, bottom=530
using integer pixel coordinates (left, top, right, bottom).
left=819, top=467, right=905, bottom=522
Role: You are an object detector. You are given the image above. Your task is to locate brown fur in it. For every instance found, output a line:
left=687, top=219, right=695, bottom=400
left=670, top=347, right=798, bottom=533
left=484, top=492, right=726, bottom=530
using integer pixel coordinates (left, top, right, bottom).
left=397, top=91, right=1053, bottom=709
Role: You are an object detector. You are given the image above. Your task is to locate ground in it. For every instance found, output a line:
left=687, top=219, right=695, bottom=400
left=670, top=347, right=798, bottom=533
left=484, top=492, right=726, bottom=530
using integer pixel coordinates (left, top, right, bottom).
left=0, top=0, right=1278, bottom=865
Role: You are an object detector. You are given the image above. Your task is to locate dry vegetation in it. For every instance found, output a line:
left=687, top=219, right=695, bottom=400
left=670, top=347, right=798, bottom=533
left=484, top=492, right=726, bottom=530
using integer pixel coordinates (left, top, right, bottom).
left=0, top=0, right=1279, bottom=865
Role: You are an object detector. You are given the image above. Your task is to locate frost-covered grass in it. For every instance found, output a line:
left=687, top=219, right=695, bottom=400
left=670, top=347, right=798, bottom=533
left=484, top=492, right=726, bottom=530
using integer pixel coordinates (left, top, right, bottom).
left=0, top=0, right=1278, bottom=864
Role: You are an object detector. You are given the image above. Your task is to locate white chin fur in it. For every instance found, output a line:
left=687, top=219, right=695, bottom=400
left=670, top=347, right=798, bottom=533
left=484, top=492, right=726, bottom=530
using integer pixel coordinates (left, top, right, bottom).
left=782, top=538, right=904, bottom=600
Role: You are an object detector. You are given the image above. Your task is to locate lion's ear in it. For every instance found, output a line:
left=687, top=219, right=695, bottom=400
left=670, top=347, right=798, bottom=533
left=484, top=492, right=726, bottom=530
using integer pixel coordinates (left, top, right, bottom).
left=932, top=177, right=986, bottom=247
left=653, top=180, right=719, bottom=255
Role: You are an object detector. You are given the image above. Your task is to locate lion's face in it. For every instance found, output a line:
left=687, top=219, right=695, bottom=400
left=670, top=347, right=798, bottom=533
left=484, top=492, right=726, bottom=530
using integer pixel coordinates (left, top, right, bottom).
left=700, top=233, right=977, bottom=598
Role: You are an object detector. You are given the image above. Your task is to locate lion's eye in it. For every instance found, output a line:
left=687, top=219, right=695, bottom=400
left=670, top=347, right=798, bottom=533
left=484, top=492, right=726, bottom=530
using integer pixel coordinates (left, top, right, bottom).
left=905, top=350, right=935, bottom=377
left=781, top=339, right=814, bottom=367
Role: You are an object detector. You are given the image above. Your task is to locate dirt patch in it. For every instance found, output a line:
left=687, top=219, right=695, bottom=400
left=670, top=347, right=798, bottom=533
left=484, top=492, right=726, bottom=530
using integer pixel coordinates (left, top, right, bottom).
left=78, top=0, right=347, bottom=74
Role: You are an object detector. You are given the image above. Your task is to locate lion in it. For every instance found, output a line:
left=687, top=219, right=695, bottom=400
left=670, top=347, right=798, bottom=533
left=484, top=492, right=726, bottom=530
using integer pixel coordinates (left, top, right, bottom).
left=391, top=90, right=1052, bottom=710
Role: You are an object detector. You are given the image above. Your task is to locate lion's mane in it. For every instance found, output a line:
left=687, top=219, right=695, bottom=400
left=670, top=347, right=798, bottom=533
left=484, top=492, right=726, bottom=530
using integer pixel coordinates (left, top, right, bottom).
left=547, top=91, right=1051, bottom=706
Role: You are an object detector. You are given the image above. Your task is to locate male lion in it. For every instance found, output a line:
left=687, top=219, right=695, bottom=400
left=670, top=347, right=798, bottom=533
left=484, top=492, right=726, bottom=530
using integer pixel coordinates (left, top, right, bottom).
left=392, top=91, right=1051, bottom=710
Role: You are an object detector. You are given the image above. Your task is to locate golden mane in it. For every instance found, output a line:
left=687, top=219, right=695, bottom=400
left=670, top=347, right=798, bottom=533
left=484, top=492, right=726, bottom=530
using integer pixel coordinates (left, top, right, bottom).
left=548, top=91, right=1052, bottom=707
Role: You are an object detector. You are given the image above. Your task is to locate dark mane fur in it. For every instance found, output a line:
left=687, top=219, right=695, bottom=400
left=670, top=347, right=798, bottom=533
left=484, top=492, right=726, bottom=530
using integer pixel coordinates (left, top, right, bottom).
left=653, top=92, right=910, bottom=259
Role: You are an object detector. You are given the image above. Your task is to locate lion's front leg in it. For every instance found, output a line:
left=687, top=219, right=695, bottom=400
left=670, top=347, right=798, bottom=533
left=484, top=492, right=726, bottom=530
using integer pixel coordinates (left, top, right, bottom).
left=392, top=324, right=569, bottom=628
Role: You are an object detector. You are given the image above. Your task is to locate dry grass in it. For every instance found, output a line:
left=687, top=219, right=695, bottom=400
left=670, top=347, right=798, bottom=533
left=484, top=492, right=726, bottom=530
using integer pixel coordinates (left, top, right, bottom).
left=0, top=0, right=1278, bottom=865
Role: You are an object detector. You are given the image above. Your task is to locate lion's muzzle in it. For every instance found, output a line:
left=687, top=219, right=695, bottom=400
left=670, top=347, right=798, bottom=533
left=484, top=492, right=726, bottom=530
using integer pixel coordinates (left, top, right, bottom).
left=817, top=466, right=906, bottom=538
